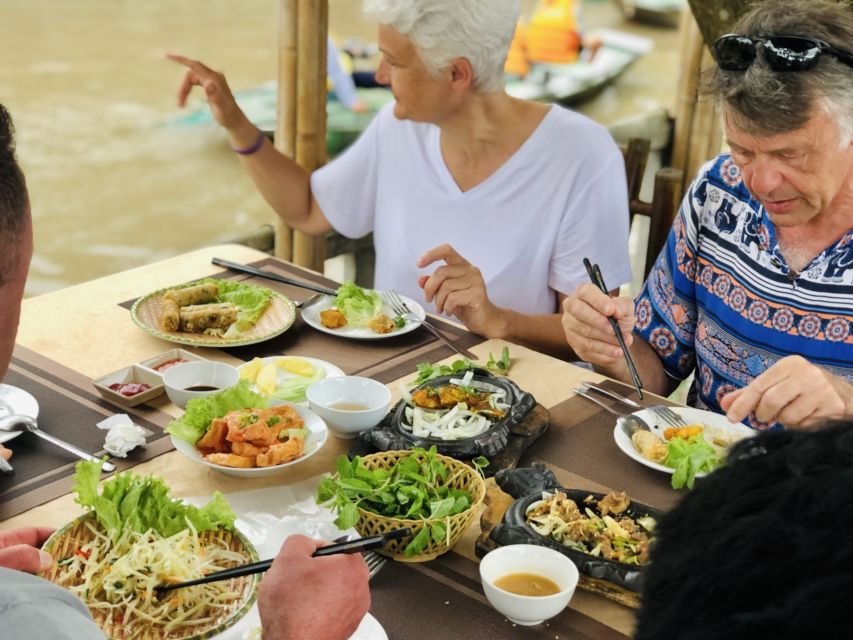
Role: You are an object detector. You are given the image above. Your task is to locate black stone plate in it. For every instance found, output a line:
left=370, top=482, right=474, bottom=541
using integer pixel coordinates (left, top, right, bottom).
left=489, top=462, right=662, bottom=592
left=357, top=368, right=536, bottom=458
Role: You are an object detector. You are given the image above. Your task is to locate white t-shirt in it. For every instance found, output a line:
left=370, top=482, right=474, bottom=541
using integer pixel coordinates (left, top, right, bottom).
left=311, top=103, right=632, bottom=315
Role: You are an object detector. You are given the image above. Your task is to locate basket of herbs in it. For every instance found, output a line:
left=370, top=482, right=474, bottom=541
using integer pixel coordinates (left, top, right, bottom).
left=317, top=447, right=486, bottom=562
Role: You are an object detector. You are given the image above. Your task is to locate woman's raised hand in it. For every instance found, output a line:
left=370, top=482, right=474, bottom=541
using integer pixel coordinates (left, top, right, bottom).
left=166, top=53, right=249, bottom=132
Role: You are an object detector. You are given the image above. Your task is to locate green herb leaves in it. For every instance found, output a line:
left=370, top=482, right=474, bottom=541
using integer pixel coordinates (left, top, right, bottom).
left=665, top=434, right=720, bottom=489
left=410, top=347, right=513, bottom=386
left=317, top=447, right=475, bottom=557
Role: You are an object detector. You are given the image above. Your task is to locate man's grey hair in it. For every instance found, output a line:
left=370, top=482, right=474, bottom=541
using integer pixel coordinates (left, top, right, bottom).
left=0, top=103, right=29, bottom=284
left=362, top=0, right=519, bottom=94
left=705, top=0, right=853, bottom=145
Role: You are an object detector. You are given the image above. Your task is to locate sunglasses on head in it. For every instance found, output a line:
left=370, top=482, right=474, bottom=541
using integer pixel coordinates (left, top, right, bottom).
left=714, top=34, right=853, bottom=72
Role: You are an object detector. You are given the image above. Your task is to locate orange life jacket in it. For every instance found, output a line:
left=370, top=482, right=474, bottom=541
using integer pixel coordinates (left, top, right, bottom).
left=525, top=0, right=582, bottom=65
left=504, top=21, right=530, bottom=77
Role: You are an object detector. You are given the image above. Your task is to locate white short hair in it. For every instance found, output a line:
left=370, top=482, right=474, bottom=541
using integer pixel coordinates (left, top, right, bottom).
left=362, top=0, right=519, bottom=93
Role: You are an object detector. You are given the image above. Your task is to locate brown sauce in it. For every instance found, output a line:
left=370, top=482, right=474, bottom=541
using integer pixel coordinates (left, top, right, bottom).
left=493, top=573, right=561, bottom=597
left=329, top=402, right=369, bottom=411
left=185, top=385, right=219, bottom=392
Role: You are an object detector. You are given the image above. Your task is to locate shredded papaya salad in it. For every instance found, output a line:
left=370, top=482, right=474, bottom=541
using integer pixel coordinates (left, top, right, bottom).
left=53, top=460, right=250, bottom=636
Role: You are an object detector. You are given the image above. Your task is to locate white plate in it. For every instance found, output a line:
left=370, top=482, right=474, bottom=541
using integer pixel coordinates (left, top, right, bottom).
left=612, top=406, right=754, bottom=477
left=351, top=613, right=388, bottom=640
left=0, top=384, right=40, bottom=444
left=238, top=356, right=344, bottom=406
left=171, top=402, right=328, bottom=478
left=301, top=292, right=426, bottom=340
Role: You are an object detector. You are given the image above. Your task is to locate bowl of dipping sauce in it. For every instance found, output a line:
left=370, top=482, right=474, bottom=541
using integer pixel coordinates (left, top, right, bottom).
left=479, top=544, right=579, bottom=626
left=306, top=376, right=391, bottom=439
left=163, top=361, right=240, bottom=409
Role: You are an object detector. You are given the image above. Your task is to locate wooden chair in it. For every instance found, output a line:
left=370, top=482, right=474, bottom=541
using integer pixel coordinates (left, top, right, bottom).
left=622, top=138, right=684, bottom=279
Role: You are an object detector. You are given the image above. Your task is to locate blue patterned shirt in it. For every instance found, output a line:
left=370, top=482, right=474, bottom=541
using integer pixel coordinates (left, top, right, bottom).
left=634, top=154, right=853, bottom=430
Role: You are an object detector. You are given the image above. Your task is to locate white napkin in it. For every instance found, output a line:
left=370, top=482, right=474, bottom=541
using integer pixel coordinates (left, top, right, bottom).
left=96, top=414, right=147, bottom=457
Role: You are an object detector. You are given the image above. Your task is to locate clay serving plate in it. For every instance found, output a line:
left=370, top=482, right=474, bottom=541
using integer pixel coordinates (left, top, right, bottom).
left=489, top=463, right=662, bottom=592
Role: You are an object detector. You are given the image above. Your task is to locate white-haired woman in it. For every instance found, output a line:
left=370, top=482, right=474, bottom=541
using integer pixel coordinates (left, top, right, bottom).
left=168, top=0, right=631, bottom=358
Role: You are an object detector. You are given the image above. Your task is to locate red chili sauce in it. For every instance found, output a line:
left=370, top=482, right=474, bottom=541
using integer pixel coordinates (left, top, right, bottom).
left=153, top=358, right=189, bottom=373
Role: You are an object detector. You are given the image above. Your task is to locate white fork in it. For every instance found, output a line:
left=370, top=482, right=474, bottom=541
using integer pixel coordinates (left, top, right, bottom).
left=381, top=291, right=473, bottom=359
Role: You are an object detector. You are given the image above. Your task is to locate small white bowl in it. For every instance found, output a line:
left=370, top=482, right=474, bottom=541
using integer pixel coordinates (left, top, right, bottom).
left=163, top=361, right=240, bottom=409
left=479, top=544, right=579, bottom=626
left=306, top=376, right=391, bottom=439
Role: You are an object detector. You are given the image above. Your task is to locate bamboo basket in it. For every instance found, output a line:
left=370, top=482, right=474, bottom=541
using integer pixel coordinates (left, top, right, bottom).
left=354, top=450, right=486, bottom=562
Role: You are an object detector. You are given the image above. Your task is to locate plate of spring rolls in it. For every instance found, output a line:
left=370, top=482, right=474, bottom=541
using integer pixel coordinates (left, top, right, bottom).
left=131, top=278, right=296, bottom=347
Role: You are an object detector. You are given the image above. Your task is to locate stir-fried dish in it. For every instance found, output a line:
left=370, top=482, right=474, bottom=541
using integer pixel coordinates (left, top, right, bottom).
left=526, top=491, right=655, bottom=565
left=402, top=371, right=510, bottom=440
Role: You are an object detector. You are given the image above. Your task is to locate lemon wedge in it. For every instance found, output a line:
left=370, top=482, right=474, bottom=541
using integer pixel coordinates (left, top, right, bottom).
left=256, top=363, right=279, bottom=395
left=240, top=357, right=264, bottom=382
left=276, top=357, right=316, bottom=377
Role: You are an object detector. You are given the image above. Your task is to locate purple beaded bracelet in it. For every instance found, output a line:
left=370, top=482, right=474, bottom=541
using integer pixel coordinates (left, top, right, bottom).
left=231, top=131, right=266, bottom=155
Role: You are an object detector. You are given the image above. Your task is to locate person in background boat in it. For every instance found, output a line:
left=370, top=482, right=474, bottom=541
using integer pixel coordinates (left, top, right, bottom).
left=167, top=0, right=632, bottom=359
left=561, top=0, right=853, bottom=430
left=0, top=104, right=370, bottom=640
left=327, top=37, right=370, bottom=114
left=635, top=419, right=853, bottom=639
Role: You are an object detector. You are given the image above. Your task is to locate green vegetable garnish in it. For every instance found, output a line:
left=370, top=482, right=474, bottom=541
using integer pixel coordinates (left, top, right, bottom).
left=666, top=433, right=720, bottom=489
left=165, top=380, right=267, bottom=444
left=393, top=316, right=406, bottom=329
left=334, top=281, right=384, bottom=327
left=194, top=277, right=273, bottom=332
left=317, top=447, right=477, bottom=557
left=73, top=460, right=235, bottom=540
left=485, top=346, right=512, bottom=375
left=410, top=348, right=513, bottom=386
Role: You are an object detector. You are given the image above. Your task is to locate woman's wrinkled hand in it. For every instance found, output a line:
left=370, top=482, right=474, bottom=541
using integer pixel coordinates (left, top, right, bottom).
left=561, top=283, right=635, bottom=368
left=166, top=53, right=249, bottom=132
left=0, top=527, right=55, bottom=574
left=417, top=244, right=506, bottom=337
left=721, top=355, right=851, bottom=429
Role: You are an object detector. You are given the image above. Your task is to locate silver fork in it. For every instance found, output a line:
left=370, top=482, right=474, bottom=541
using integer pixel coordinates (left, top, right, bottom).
left=381, top=291, right=474, bottom=359
left=365, top=550, right=387, bottom=580
left=582, top=383, right=687, bottom=428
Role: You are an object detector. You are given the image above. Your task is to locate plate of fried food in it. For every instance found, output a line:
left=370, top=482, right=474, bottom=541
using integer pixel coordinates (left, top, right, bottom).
left=301, top=281, right=425, bottom=340
left=613, top=406, right=754, bottom=489
left=131, top=278, right=296, bottom=347
left=166, top=381, right=328, bottom=478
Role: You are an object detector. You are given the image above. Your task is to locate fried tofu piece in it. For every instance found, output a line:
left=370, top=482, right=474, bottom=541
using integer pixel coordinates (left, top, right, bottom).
left=598, top=491, right=630, bottom=517
left=320, top=308, right=347, bottom=329
left=204, top=453, right=256, bottom=468
left=197, top=417, right=229, bottom=453
left=230, top=441, right=269, bottom=457
left=368, top=313, right=395, bottom=334
left=270, top=405, right=305, bottom=430
left=225, top=410, right=277, bottom=446
left=256, top=436, right=305, bottom=467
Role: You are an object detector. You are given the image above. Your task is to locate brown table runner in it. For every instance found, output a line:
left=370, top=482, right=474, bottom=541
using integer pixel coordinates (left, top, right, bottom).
left=371, top=550, right=628, bottom=639
left=120, top=257, right=485, bottom=383
left=0, top=346, right=175, bottom=519
left=522, top=380, right=682, bottom=512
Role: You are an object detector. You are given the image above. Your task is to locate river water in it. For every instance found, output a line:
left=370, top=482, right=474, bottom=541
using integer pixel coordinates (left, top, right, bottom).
left=2, top=0, right=678, bottom=296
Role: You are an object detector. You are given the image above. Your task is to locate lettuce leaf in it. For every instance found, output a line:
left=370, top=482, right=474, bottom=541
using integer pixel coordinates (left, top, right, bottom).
left=73, top=460, right=235, bottom=539
left=196, top=277, right=273, bottom=331
left=335, top=281, right=383, bottom=327
left=666, top=434, right=720, bottom=489
left=166, top=379, right=267, bottom=444
left=269, top=367, right=326, bottom=403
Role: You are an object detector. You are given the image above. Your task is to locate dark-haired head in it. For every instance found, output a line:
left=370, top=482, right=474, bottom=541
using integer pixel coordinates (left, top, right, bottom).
left=705, top=0, right=853, bottom=141
left=0, top=102, right=30, bottom=280
left=634, top=420, right=853, bottom=640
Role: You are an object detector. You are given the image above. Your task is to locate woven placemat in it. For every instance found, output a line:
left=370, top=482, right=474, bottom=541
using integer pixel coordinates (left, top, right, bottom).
left=0, top=346, right=174, bottom=519
left=370, top=550, right=629, bottom=639
left=119, top=257, right=485, bottom=382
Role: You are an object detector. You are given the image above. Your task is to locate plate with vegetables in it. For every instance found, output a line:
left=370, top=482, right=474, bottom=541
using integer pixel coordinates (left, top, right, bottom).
left=238, top=355, right=345, bottom=405
left=613, top=406, right=754, bottom=489
left=131, top=278, right=296, bottom=348
left=42, top=461, right=258, bottom=640
left=300, top=282, right=425, bottom=340
left=166, top=381, right=328, bottom=477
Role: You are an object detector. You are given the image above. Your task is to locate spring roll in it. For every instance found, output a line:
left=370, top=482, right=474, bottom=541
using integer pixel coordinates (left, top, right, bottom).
left=179, top=302, right=238, bottom=333
left=160, top=298, right=181, bottom=332
left=163, top=283, right=219, bottom=307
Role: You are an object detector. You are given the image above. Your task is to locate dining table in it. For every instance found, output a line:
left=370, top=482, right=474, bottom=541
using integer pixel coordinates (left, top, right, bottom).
left=1, top=243, right=687, bottom=639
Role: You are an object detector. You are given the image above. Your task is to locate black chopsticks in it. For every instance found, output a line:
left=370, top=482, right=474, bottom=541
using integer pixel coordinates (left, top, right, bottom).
left=212, top=257, right=337, bottom=297
left=154, top=528, right=411, bottom=594
left=582, top=258, right=644, bottom=400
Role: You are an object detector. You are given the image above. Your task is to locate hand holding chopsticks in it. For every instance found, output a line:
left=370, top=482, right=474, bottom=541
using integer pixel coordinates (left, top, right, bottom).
left=582, top=258, right=644, bottom=400
left=154, top=528, right=411, bottom=594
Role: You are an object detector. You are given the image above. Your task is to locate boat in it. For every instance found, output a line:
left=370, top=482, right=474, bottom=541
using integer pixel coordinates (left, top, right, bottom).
left=506, top=28, right=653, bottom=105
left=614, top=0, right=686, bottom=28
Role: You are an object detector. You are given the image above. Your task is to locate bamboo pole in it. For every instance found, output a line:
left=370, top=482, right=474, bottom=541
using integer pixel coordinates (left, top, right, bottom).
left=274, top=0, right=298, bottom=261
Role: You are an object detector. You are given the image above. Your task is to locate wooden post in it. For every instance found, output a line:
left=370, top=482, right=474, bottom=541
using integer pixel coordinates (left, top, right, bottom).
left=275, top=0, right=328, bottom=271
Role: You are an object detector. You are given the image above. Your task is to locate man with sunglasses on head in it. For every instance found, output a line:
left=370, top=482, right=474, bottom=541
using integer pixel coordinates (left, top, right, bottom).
left=562, top=0, right=853, bottom=431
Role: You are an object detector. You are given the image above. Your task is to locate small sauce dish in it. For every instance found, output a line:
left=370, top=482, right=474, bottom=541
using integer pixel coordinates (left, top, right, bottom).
left=163, top=361, right=240, bottom=409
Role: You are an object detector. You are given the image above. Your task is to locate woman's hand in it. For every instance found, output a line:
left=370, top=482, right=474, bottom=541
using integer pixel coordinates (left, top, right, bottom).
left=0, top=527, right=55, bottom=574
left=417, top=244, right=507, bottom=337
left=166, top=53, right=251, bottom=134
left=721, top=355, right=851, bottom=429
left=561, top=283, right=635, bottom=368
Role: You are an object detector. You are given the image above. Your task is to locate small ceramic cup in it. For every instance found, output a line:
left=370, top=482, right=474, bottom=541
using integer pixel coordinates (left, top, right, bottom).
left=306, top=376, right=391, bottom=438
left=479, top=544, right=579, bottom=626
left=163, top=361, right=240, bottom=409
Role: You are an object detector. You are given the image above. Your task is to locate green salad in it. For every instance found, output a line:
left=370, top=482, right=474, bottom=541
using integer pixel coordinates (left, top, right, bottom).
left=165, top=380, right=268, bottom=445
